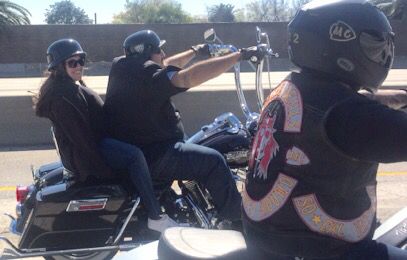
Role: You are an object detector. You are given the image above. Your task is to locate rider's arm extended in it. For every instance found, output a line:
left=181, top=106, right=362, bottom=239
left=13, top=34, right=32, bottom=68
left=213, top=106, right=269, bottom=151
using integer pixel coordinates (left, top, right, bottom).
left=163, top=49, right=196, bottom=68
left=170, top=52, right=241, bottom=89
left=325, top=97, right=407, bottom=163
left=359, top=89, right=407, bottom=110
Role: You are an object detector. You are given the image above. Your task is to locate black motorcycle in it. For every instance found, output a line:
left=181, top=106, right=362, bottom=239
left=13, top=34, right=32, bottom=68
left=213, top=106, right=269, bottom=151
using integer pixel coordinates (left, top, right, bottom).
left=0, top=28, right=262, bottom=260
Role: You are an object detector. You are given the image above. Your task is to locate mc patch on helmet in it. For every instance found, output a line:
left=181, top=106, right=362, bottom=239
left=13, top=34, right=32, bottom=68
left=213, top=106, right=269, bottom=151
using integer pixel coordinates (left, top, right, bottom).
left=329, top=21, right=356, bottom=42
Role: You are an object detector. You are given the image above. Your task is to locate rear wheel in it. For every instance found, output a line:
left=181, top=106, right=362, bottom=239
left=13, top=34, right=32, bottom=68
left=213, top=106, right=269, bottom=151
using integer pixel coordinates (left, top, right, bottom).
left=45, top=251, right=117, bottom=260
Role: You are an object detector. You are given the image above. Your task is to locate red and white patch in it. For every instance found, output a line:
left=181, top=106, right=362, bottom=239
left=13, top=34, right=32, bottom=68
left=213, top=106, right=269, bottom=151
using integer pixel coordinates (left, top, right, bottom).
left=249, top=114, right=279, bottom=180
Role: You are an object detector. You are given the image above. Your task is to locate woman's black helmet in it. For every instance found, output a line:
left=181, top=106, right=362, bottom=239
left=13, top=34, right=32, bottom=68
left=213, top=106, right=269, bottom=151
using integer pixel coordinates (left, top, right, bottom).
left=123, top=30, right=166, bottom=58
left=288, top=0, right=394, bottom=90
left=46, top=39, right=86, bottom=71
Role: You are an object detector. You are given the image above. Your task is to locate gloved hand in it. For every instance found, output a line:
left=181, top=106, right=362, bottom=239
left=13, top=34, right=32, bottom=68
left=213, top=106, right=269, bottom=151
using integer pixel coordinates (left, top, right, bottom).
left=239, top=44, right=267, bottom=63
left=191, top=44, right=210, bottom=58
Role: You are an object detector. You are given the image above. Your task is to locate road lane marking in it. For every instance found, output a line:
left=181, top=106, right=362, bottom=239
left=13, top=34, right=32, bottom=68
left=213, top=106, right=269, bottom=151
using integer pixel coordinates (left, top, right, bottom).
left=0, top=172, right=405, bottom=192
left=377, top=171, right=407, bottom=176
left=0, top=186, right=15, bottom=191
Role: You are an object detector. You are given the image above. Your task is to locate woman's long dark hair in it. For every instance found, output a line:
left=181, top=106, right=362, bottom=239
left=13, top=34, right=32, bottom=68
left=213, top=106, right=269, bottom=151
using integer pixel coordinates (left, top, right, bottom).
left=33, top=62, right=86, bottom=117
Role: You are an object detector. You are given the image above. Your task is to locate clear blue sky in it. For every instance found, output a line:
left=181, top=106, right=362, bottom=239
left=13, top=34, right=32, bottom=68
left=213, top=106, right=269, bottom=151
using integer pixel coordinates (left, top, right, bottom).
left=12, top=0, right=253, bottom=24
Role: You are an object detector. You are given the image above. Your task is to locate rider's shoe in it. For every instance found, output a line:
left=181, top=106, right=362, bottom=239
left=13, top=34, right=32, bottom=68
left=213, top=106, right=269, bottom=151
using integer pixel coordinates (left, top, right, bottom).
left=148, top=214, right=179, bottom=233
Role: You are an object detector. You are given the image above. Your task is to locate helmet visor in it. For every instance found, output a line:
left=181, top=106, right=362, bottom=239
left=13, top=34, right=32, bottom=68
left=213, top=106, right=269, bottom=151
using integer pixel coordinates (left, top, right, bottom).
left=151, top=40, right=166, bottom=54
left=360, top=31, right=394, bottom=69
left=159, top=40, right=166, bottom=47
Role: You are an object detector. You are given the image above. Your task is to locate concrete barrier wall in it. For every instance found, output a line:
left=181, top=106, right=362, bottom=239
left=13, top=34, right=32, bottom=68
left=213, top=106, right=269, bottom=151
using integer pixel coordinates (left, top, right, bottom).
left=1, top=20, right=406, bottom=64
left=0, top=90, right=259, bottom=147
left=0, top=22, right=289, bottom=64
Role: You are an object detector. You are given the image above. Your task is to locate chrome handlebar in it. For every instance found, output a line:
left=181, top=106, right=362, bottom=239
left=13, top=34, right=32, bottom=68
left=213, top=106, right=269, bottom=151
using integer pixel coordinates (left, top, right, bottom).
left=204, top=27, right=278, bottom=132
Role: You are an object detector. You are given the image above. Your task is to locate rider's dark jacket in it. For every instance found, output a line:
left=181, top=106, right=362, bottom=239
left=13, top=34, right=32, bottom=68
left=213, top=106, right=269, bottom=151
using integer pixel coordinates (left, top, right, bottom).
left=242, top=71, right=407, bottom=258
left=104, top=55, right=186, bottom=160
left=39, top=79, right=113, bottom=182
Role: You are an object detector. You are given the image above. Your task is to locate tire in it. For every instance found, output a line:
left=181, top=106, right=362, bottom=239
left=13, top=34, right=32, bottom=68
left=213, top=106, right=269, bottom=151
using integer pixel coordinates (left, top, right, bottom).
left=44, top=250, right=117, bottom=260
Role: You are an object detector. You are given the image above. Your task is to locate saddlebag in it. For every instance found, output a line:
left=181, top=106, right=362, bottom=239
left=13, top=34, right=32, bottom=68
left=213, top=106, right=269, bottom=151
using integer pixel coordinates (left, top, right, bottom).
left=18, top=181, right=129, bottom=250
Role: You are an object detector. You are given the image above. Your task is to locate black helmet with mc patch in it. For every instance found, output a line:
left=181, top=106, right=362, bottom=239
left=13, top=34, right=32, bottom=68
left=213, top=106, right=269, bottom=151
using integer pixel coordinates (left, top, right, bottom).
left=288, top=0, right=394, bottom=90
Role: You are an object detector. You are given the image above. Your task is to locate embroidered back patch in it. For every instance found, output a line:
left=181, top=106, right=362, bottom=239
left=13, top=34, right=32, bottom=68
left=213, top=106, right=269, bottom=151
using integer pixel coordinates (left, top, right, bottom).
left=293, top=186, right=377, bottom=242
left=243, top=174, right=298, bottom=221
left=286, top=146, right=310, bottom=166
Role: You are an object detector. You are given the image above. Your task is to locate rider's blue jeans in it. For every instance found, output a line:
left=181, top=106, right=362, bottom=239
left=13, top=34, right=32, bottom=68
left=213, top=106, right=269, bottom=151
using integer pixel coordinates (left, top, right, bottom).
left=146, top=141, right=242, bottom=221
left=99, top=138, right=161, bottom=219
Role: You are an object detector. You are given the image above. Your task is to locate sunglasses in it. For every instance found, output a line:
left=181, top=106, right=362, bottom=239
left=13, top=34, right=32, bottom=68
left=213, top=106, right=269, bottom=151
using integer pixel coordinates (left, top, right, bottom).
left=66, top=57, right=86, bottom=68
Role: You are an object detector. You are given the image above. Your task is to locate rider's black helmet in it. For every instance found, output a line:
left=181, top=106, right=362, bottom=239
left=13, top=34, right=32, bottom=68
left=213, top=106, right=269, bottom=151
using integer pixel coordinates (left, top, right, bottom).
left=46, top=39, right=86, bottom=71
left=123, top=30, right=166, bottom=58
left=288, top=0, right=394, bottom=90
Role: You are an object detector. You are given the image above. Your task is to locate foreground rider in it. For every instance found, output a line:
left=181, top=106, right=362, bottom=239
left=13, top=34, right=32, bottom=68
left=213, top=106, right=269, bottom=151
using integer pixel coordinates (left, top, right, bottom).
left=104, top=30, right=263, bottom=223
left=242, top=1, right=407, bottom=259
left=34, top=39, right=180, bottom=233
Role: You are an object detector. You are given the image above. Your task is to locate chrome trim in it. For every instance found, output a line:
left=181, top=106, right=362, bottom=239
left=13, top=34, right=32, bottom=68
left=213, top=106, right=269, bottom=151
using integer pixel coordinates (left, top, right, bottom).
left=36, top=183, right=68, bottom=202
left=0, top=235, right=141, bottom=259
left=34, top=161, right=63, bottom=181
left=51, top=127, right=59, bottom=156
left=185, top=194, right=211, bottom=229
left=374, top=206, right=407, bottom=240
left=4, top=212, right=15, bottom=221
left=37, top=161, right=63, bottom=173
left=253, top=27, right=279, bottom=113
left=66, top=198, right=108, bottom=212
left=113, top=197, right=140, bottom=245
left=186, top=112, right=243, bottom=144
left=233, top=63, right=252, bottom=120
left=256, top=59, right=265, bottom=110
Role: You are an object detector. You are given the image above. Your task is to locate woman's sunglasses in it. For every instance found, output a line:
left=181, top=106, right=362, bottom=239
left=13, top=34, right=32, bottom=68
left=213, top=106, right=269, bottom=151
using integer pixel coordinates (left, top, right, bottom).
left=66, top=57, right=86, bottom=68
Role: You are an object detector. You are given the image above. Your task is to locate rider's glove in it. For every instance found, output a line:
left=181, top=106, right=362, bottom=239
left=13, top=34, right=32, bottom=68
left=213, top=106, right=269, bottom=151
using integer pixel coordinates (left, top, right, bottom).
left=191, top=44, right=210, bottom=58
left=239, top=44, right=267, bottom=63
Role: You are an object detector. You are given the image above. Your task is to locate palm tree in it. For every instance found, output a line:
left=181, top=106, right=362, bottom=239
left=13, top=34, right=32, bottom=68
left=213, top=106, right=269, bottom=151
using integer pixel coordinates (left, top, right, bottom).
left=0, top=0, right=31, bottom=25
left=207, top=4, right=236, bottom=22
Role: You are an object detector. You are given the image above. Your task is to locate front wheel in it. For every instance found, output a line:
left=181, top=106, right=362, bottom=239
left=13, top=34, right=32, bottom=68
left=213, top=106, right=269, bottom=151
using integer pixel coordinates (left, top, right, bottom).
left=45, top=250, right=117, bottom=260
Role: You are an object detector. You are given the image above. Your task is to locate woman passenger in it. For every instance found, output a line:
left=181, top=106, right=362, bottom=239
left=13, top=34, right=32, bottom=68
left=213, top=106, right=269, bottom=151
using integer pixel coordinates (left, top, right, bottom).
left=33, top=38, right=179, bottom=233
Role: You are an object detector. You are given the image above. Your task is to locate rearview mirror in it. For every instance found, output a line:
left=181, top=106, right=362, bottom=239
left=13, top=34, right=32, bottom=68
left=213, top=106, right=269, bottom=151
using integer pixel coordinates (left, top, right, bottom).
left=256, top=26, right=261, bottom=44
left=204, top=28, right=217, bottom=43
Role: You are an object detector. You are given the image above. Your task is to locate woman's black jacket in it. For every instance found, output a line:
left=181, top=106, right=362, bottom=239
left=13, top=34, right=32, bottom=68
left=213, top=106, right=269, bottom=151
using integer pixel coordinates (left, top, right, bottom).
left=41, top=80, right=113, bottom=182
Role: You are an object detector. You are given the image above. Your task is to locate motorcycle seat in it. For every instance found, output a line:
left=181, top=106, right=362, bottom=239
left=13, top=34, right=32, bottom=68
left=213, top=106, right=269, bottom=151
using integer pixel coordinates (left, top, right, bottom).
left=157, top=227, right=249, bottom=259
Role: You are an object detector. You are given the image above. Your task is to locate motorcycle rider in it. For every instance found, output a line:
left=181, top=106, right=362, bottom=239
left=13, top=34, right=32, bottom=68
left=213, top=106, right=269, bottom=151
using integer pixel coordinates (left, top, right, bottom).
left=103, top=30, right=264, bottom=223
left=34, top=39, right=180, bottom=233
left=242, top=0, right=407, bottom=259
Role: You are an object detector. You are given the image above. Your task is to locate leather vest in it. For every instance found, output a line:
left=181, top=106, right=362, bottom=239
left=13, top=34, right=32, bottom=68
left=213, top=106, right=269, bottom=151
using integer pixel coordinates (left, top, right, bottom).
left=242, top=72, right=378, bottom=258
